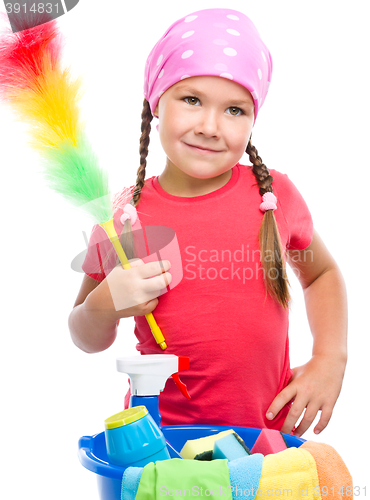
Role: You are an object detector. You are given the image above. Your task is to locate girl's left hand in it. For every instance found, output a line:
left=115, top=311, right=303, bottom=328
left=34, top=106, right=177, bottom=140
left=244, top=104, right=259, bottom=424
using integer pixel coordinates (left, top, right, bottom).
left=266, top=354, right=346, bottom=437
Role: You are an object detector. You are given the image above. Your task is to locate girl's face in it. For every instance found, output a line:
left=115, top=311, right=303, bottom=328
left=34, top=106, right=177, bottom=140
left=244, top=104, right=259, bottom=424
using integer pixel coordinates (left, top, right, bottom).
left=154, top=75, right=254, bottom=189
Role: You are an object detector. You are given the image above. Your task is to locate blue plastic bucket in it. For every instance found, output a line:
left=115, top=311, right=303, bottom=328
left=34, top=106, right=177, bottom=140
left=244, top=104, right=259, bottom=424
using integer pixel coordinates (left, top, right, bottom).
left=78, top=425, right=306, bottom=500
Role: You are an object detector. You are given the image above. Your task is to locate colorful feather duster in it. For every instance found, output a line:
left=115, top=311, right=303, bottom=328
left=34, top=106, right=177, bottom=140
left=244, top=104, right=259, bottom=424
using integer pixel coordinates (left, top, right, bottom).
left=0, top=16, right=167, bottom=349
left=0, top=15, right=112, bottom=222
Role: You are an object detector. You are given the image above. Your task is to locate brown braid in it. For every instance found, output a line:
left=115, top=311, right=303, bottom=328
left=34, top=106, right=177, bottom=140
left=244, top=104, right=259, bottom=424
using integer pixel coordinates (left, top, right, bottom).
left=246, top=135, right=291, bottom=308
left=116, top=98, right=153, bottom=262
left=132, top=98, right=153, bottom=207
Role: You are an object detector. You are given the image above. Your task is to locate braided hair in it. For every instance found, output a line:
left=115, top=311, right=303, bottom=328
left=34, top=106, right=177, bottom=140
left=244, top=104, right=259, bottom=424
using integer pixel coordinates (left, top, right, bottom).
left=132, top=98, right=154, bottom=206
left=246, top=141, right=290, bottom=308
left=126, top=98, right=290, bottom=308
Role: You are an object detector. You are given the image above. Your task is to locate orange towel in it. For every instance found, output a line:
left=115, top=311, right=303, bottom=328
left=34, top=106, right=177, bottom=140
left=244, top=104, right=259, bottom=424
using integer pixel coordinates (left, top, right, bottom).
left=301, top=441, right=353, bottom=500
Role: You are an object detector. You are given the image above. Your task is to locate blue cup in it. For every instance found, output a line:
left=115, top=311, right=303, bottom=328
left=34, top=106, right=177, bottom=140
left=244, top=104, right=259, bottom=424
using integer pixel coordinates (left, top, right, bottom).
left=104, top=406, right=170, bottom=467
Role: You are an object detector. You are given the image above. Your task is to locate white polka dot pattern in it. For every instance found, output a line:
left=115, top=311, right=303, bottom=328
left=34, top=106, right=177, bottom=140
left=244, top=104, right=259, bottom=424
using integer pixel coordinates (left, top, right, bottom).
left=223, top=47, right=237, bottom=56
left=227, top=29, right=240, bottom=36
left=185, top=15, right=198, bottom=23
left=181, top=50, right=194, bottom=59
left=144, top=8, right=273, bottom=125
left=182, top=31, right=195, bottom=39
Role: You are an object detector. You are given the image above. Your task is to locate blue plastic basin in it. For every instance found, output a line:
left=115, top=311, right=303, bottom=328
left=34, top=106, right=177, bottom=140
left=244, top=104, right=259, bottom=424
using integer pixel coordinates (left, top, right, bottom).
left=78, top=425, right=306, bottom=500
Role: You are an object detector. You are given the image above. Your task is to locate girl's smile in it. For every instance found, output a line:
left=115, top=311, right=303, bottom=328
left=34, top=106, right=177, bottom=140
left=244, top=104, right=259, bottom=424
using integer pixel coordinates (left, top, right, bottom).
left=183, top=142, right=224, bottom=154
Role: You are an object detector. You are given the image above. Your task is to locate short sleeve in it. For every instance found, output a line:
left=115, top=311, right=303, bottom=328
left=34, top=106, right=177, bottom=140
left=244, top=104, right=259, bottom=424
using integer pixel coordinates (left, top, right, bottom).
left=81, top=223, right=118, bottom=282
left=271, top=170, right=314, bottom=251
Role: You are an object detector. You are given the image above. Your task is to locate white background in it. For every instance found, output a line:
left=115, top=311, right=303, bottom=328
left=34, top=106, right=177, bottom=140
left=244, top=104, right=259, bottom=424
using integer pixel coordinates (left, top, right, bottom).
left=0, top=0, right=369, bottom=498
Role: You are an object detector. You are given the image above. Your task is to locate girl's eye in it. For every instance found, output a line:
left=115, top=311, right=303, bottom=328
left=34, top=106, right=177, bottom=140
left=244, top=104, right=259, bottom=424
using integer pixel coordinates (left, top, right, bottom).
left=227, top=107, right=243, bottom=116
left=183, top=97, right=244, bottom=116
left=184, top=96, right=200, bottom=106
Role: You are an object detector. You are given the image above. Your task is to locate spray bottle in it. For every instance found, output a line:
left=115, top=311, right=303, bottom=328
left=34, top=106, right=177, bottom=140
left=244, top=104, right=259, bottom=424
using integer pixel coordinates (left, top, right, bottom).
left=116, top=354, right=191, bottom=427
left=104, top=354, right=191, bottom=466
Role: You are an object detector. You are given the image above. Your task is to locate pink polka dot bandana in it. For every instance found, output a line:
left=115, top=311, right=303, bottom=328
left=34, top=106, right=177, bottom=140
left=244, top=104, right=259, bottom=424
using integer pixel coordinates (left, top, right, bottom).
left=143, top=8, right=273, bottom=125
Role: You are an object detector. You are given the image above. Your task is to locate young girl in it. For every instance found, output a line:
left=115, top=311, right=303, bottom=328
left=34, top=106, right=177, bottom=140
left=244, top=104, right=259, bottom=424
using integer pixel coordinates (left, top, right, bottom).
left=68, top=8, right=347, bottom=438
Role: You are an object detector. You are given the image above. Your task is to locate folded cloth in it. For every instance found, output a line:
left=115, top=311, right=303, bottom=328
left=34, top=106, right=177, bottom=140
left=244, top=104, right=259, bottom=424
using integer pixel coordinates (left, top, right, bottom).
left=228, top=454, right=264, bottom=499
left=301, top=441, right=353, bottom=500
left=121, top=466, right=143, bottom=500
left=134, top=458, right=233, bottom=499
left=122, top=442, right=352, bottom=500
left=258, top=447, right=321, bottom=500
left=123, top=455, right=264, bottom=500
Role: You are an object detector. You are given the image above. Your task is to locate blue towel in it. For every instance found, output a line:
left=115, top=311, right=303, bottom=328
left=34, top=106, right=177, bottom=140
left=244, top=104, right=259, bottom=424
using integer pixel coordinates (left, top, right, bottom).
left=228, top=453, right=264, bottom=500
left=121, top=466, right=143, bottom=500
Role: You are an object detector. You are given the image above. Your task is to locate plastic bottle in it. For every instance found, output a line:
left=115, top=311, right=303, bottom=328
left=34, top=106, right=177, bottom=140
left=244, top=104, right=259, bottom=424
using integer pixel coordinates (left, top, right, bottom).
left=104, top=405, right=170, bottom=467
left=104, top=354, right=191, bottom=466
left=116, top=354, right=191, bottom=427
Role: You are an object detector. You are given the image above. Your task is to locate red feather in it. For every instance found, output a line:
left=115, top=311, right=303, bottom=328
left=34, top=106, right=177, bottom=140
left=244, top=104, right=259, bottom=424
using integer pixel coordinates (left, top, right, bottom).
left=0, top=13, right=63, bottom=100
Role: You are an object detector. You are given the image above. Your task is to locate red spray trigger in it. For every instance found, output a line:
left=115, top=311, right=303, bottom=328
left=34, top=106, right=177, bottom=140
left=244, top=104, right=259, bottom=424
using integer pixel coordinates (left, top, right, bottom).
left=171, top=355, right=191, bottom=399
left=171, top=373, right=191, bottom=399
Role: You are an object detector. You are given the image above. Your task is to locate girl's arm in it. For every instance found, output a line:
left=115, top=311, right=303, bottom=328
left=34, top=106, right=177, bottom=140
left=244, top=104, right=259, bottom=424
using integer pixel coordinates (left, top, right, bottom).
left=68, top=259, right=172, bottom=354
left=266, top=228, right=348, bottom=436
left=68, top=274, right=119, bottom=354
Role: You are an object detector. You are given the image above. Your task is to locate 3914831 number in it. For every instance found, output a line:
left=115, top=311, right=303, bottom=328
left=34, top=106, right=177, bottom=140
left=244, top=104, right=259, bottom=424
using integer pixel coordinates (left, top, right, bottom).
left=5, top=3, right=59, bottom=14
left=313, top=486, right=366, bottom=497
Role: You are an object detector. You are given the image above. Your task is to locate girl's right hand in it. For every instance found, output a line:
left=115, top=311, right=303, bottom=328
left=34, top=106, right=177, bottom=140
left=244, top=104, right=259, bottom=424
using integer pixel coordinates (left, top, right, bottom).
left=87, top=259, right=172, bottom=320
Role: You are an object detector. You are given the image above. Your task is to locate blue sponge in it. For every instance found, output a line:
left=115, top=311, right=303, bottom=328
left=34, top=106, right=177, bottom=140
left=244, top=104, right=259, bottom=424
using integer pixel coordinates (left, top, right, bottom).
left=213, top=432, right=250, bottom=461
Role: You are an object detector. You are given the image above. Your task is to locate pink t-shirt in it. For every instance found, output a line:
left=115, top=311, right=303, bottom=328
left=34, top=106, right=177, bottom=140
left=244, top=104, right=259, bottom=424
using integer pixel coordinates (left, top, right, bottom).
left=82, top=163, right=313, bottom=430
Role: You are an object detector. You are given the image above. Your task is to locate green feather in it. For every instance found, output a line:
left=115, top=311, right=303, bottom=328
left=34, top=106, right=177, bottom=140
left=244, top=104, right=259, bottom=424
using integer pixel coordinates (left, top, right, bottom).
left=41, top=133, right=113, bottom=223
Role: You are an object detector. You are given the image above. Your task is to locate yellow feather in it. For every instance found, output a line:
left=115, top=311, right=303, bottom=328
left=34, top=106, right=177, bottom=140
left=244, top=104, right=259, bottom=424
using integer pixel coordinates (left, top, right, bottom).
left=10, top=52, right=84, bottom=150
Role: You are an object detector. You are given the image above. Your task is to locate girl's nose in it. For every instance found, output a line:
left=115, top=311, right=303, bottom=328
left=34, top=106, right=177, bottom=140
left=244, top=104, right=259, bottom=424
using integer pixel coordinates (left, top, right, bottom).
left=193, top=110, right=221, bottom=138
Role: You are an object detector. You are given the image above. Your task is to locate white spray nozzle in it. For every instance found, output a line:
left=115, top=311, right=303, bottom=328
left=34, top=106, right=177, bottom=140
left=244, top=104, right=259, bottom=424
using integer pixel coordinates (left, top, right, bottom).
left=116, top=354, right=190, bottom=398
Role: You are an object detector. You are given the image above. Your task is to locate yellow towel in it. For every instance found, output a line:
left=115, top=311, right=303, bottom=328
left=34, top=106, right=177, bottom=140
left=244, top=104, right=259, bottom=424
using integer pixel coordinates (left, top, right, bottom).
left=301, top=441, right=353, bottom=500
left=259, top=447, right=322, bottom=500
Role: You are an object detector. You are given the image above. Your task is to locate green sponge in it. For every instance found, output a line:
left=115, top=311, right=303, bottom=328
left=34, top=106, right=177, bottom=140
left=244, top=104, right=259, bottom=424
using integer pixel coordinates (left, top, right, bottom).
left=180, top=429, right=235, bottom=460
left=213, top=432, right=251, bottom=461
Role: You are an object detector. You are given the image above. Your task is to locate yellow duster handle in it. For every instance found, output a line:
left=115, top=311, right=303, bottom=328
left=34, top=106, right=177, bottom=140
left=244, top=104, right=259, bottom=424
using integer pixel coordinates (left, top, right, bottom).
left=100, top=219, right=167, bottom=350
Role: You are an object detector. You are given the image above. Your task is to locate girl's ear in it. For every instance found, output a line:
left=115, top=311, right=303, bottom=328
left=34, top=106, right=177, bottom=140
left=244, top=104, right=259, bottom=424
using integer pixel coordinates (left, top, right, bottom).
left=154, top=104, right=159, bottom=118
